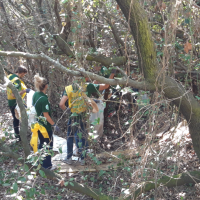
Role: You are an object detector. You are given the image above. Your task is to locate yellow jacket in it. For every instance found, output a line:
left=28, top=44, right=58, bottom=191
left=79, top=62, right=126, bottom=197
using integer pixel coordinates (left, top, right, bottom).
left=65, top=85, right=87, bottom=113
left=30, top=123, right=50, bottom=153
left=7, top=74, right=27, bottom=100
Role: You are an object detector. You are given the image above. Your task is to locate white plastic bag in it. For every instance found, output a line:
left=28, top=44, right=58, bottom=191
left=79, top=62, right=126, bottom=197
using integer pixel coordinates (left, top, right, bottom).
left=89, top=100, right=105, bottom=139
left=27, top=90, right=35, bottom=108
left=14, top=90, right=36, bottom=127
left=26, top=90, right=36, bottom=127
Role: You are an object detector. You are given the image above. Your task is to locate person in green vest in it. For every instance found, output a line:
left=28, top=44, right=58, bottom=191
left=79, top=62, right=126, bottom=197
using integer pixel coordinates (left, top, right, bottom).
left=31, top=74, right=60, bottom=170
left=7, top=65, right=30, bottom=141
left=59, top=70, right=116, bottom=165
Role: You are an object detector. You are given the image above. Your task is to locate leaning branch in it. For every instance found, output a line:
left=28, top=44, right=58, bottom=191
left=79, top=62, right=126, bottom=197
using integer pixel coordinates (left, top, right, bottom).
left=0, top=64, right=30, bottom=157
left=0, top=50, right=153, bottom=91
left=6, top=82, right=30, bottom=158
left=86, top=53, right=126, bottom=66
left=52, top=34, right=127, bottom=66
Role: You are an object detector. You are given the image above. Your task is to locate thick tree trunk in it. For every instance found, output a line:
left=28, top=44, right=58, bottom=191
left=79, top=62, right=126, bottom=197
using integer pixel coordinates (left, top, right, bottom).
left=116, top=0, right=157, bottom=82
left=116, top=0, right=200, bottom=160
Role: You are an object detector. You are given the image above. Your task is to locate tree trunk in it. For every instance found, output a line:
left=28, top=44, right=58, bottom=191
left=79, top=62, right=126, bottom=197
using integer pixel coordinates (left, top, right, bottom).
left=116, top=0, right=200, bottom=160
left=116, top=0, right=157, bottom=83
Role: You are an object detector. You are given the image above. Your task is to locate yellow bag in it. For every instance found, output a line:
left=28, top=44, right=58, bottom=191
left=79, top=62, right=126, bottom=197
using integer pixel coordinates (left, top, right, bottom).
left=30, top=123, right=50, bottom=153
left=7, top=74, right=27, bottom=100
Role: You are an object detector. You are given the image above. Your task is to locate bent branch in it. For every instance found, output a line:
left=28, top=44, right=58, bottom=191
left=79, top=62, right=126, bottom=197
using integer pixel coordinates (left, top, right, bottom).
left=0, top=50, right=152, bottom=91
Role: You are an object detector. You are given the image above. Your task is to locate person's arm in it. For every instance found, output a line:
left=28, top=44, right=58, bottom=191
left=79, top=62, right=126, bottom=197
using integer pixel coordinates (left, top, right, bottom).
left=43, top=112, right=61, bottom=133
left=59, top=96, right=68, bottom=111
left=98, top=72, right=115, bottom=91
left=12, top=89, right=30, bottom=98
left=12, top=78, right=29, bottom=97
left=43, top=112, right=55, bottom=125
left=19, top=90, right=26, bottom=95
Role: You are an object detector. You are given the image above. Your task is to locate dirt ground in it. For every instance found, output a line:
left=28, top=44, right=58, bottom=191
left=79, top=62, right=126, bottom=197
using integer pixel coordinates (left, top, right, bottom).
left=1, top=86, right=200, bottom=200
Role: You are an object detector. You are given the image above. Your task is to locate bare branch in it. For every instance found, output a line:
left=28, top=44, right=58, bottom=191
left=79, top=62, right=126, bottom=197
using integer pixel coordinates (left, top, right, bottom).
left=0, top=50, right=151, bottom=91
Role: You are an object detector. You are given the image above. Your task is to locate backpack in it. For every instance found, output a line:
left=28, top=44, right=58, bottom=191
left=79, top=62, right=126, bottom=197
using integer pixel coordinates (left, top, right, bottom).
left=27, top=96, right=44, bottom=127
left=65, top=84, right=87, bottom=114
left=65, top=83, right=99, bottom=114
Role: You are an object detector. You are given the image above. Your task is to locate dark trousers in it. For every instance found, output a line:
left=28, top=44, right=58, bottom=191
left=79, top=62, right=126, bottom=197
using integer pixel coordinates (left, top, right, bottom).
left=38, top=130, right=53, bottom=169
left=67, top=116, right=88, bottom=160
left=9, top=105, right=20, bottom=139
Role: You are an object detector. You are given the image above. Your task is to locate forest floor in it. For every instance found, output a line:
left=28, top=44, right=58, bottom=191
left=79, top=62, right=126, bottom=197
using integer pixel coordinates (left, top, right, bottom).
left=1, top=87, right=200, bottom=200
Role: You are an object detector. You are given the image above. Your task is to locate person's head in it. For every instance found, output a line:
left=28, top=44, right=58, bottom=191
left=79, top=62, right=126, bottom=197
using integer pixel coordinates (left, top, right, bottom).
left=85, top=77, right=90, bottom=82
left=34, top=73, right=48, bottom=92
left=15, top=65, right=28, bottom=78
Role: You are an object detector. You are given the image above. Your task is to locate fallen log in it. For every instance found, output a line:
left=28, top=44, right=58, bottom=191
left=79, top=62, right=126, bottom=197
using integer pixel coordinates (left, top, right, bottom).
left=54, top=160, right=120, bottom=173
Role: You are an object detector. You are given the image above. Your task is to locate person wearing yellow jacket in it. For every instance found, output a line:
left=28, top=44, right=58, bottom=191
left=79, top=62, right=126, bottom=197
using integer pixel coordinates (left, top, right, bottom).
left=7, top=66, right=30, bottom=141
left=59, top=70, right=116, bottom=165
left=31, top=74, right=60, bottom=170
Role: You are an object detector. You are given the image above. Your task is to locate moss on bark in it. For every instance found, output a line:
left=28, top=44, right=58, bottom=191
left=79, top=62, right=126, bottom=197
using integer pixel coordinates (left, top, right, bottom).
left=116, top=0, right=157, bottom=82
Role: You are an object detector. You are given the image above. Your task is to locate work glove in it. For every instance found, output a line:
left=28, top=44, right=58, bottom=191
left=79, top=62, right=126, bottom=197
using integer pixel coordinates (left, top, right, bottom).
left=26, top=89, right=31, bottom=93
left=52, top=124, right=62, bottom=133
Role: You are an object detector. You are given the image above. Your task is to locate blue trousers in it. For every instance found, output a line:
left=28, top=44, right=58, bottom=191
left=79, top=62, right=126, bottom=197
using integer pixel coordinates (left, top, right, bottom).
left=67, top=116, right=88, bottom=160
left=9, top=105, right=20, bottom=139
left=38, top=130, right=53, bottom=169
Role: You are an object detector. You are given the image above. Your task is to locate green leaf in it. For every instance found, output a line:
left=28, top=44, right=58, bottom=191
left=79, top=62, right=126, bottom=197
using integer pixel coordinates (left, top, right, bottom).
left=64, top=182, right=68, bottom=186
left=2, top=183, right=11, bottom=187
left=18, top=176, right=26, bottom=182
left=185, top=18, right=190, bottom=24
left=157, top=51, right=163, bottom=56
left=13, top=182, right=18, bottom=192
left=72, top=122, right=79, bottom=126
left=24, top=164, right=29, bottom=172
left=39, top=170, right=46, bottom=178
left=98, top=170, right=106, bottom=178
left=69, top=182, right=74, bottom=186
left=71, top=28, right=76, bottom=33
left=70, top=112, right=78, bottom=117
left=77, top=132, right=82, bottom=139
left=41, top=188, right=45, bottom=195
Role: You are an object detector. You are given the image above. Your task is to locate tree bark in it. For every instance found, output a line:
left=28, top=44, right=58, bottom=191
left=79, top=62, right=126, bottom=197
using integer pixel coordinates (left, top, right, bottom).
left=0, top=51, right=153, bottom=91
left=116, top=0, right=157, bottom=82
left=115, top=0, right=200, bottom=160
